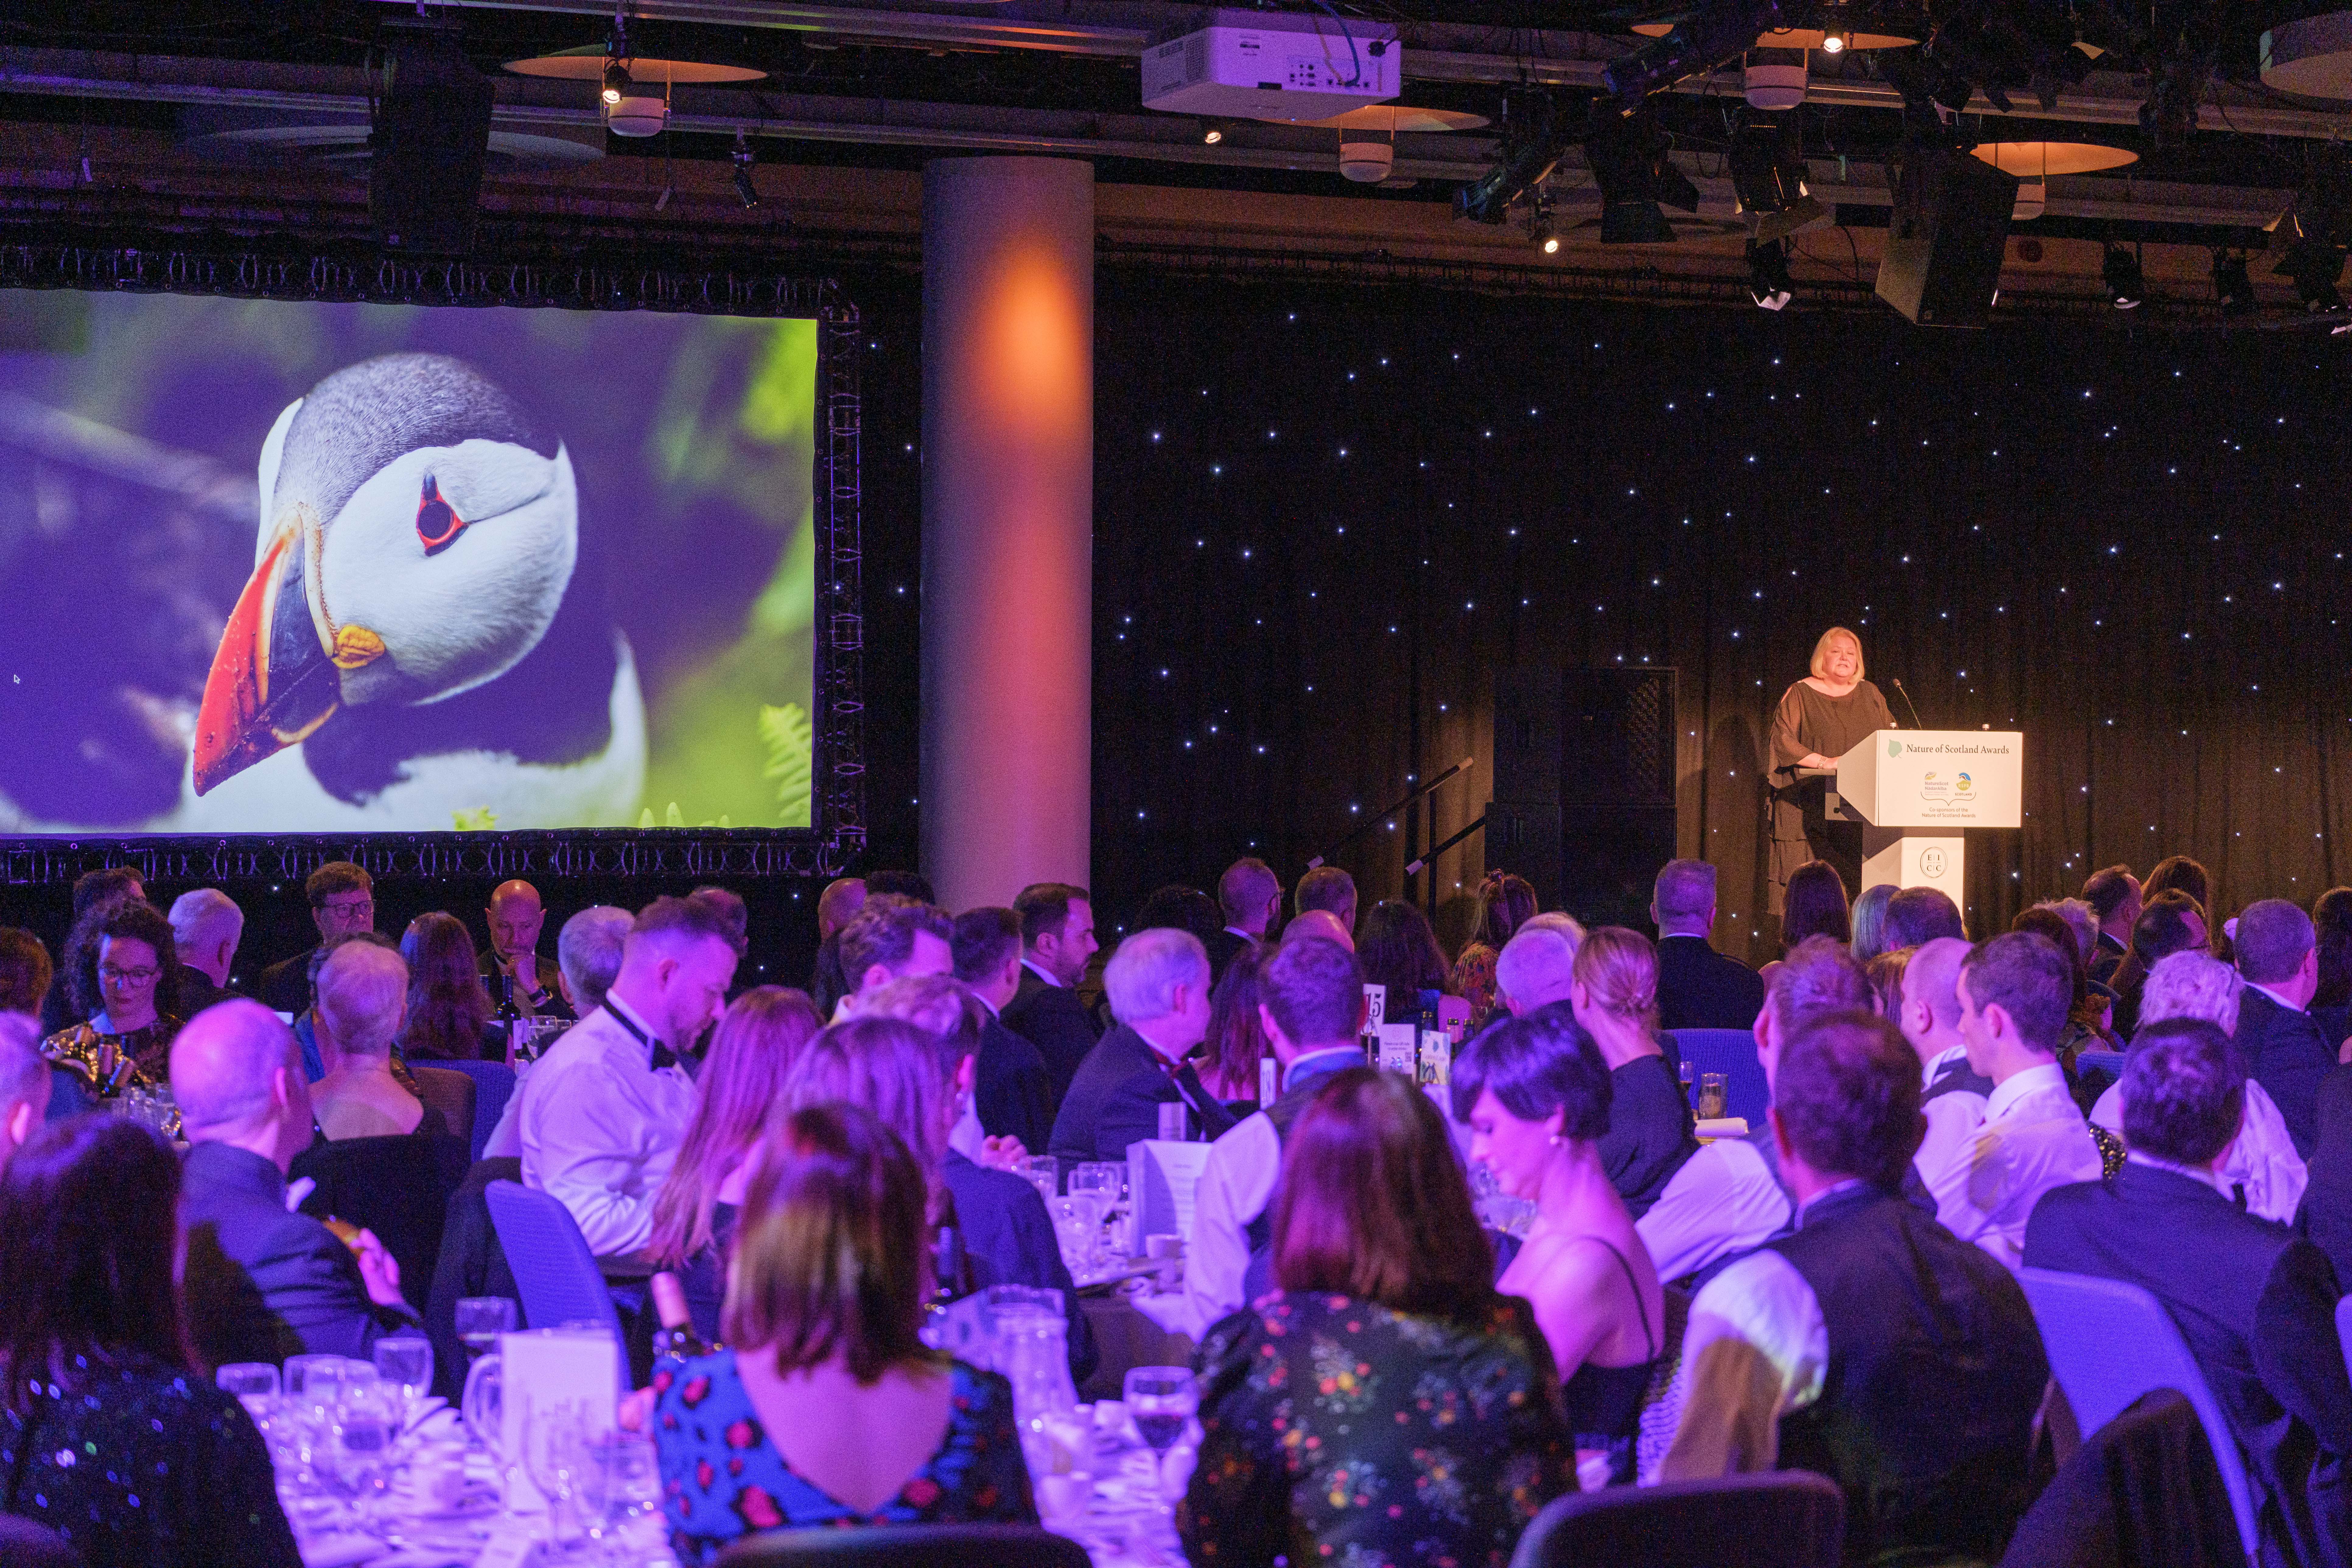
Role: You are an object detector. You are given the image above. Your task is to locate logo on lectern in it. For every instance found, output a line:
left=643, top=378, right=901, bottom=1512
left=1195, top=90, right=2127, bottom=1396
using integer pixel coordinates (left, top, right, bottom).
left=1921, top=847, right=1950, bottom=879
left=1921, top=772, right=1952, bottom=800
left=1955, top=772, right=1974, bottom=793
left=1888, top=739, right=1904, bottom=757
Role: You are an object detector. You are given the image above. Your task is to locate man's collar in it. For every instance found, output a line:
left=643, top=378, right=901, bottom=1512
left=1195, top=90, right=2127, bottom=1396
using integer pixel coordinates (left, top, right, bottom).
left=1021, top=956, right=1064, bottom=989
left=1283, top=1045, right=1364, bottom=1091
left=1986, top=1059, right=2067, bottom=1119
left=1656, top=930, right=1713, bottom=943
left=1919, top=1040, right=1970, bottom=1086
left=1794, top=1178, right=1872, bottom=1227
left=2124, top=1151, right=2231, bottom=1197
left=605, top=991, right=663, bottom=1046
left=2248, top=980, right=2308, bottom=1016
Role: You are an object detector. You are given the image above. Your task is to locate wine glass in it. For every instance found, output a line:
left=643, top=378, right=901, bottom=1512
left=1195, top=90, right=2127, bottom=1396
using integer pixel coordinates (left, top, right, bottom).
left=1016, top=1155, right=1060, bottom=1206
left=372, top=1335, right=434, bottom=1428
left=329, top=1377, right=400, bottom=1507
left=1069, top=1164, right=1124, bottom=1256
left=1123, top=1365, right=1199, bottom=1486
left=216, top=1362, right=280, bottom=1414
left=521, top=1400, right=593, bottom=1560
left=455, top=1296, right=518, bottom=1360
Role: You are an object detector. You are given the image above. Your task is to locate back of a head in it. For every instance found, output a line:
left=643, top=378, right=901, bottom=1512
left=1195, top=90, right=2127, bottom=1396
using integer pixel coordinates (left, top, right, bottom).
left=726, top=1102, right=932, bottom=1381
left=1272, top=1067, right=1493, bottom=1318
left=399, top=910, right=478, bottom=988
left=70, top=866, right=143, bottom=919
left=1781, top=861, right=1853, bottom=948
left=816, top=877, right=866, bottom=935
left=1863, top=947, right=1910, bottom=1020
left=2315, top=887, right=2352, bottom=1008
left=1904, top=938, right=1971, bottom=1033
left=1572, top=926, right=1659, bottom=1027
left=2234, top=898, right=2315, bottom=986
left=1881, top=886, right=1965, bottom=949
left=1294, top=866, right=1357, bottom=928
left=1104, top=927, right=1209, bottom=1025
left=633, top=893, right=747, bottom=964
left=167, top=888, right=243, bottom=958
left=2122, top=1019, right=2243, bottom=1167
left=0, top=929, right=52, bottom=1017
left=1495, top=926, right=1578, bottom=1013
left=687, top=886, right=751, bottom=957
left=558, top=906, right=633, bottom=1013
left=1653, top=858, right=1718, bottom=931
left=865, top=869, right=935, bottom=904
left=650, top=986, right=827, bottom=1266
left=1218, top=858, right=1281, bottom=925
left=1961, top=931, right=2073, bottom=1053
left=1768, top=935, right=1873, bottom=1034
left=2144, top=856, right=2210, bottom=916
left=1850, top=882, right=1898, bottom=961
left=1772, top=1011, right=1922, bottom=1189
left=1355, top=900, right=1449, bottom=997
left=949, top=907, right=1022, bottom=984
left=850, top=975, right=988, bottom=1070
left=2082, top=865, right=2137, bottom=924
left=2138, top=951, right=2243, bottom=1036
left=2132, top=891, right=2204, bottom=965
left=780, top=1017, right=954, bottom=1167
left=1285, top=909, right=1354, bottom=950
left=1259, top=936, right=1364, bottom=1047
left=318, top=941, right=410, bottom=1060
left=2009, top=908, right=2086, bottom=998
left=2033, top=899, right=2099, bottom=965
left=169, top=999, right=299, bottom=1139
left=1521, top=910, right=1587, bottom=948
left=1013, top=883, right=1088, bottom=948
left=1473, top=873, right=1538, bottom=948
left=1135, top=886, right=1220, bottom=944
left=1450, top=1001, right=1610, bottom=1140
left=1204, top=941, right=1273, bottom=1086
left=0, top=1013, right=45, bottom=1122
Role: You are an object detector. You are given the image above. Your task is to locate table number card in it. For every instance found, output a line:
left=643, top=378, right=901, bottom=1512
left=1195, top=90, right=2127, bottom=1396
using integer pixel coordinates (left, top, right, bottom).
left=1375, top=1024, right=1417, bottom=1076
left=499, top=1327, right=620, bottom=1511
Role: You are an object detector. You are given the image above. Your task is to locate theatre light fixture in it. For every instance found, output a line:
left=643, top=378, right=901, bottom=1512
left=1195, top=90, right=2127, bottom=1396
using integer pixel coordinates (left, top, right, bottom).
left=2212, top=252, right=2256, bottom=317
left=1584, top=101, right=1700, bottom=245
left=504, top=10, right=765, bottom=140
left=1748, top=236, right=1795, bottom=308
left=2102, top=244, right=2144, bottom=308
left=1728, top=108, right=1828, bottom=241
left=731, top=130, right=759, bottom=207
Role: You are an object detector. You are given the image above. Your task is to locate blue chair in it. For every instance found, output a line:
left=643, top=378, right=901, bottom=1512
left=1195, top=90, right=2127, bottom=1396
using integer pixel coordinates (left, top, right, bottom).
left=1667, top=1028, right=1770, bottom=1126
left=1509, top=1471, right=1843, bottom=1567
left=433, top=1058, right=517, bottom=1163
left=2335, top=1296, right=2352, bottom=1388
left=483, top=1180, right=627, bottom=1391
left=2074, top=1049, right=2127, bottom=1100
left=2018, top=1267, right=2260, bottom=1563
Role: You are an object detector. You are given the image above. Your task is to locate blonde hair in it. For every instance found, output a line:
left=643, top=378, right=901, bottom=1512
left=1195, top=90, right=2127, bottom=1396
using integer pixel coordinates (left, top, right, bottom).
left=1572, top=926, right=1659, bottom=1029
left=1809, top=626, right=1864, bottom=681
left=777, top=1017, right=956, bottom=1172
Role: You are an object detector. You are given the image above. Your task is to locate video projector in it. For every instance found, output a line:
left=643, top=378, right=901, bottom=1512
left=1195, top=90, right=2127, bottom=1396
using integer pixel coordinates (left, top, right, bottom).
left=1141, top=9, right=1400, bottom=122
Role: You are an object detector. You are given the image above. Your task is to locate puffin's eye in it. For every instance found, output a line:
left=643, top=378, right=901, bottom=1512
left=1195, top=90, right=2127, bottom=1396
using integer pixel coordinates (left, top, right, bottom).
left=417, top=473, right=466, bottom=554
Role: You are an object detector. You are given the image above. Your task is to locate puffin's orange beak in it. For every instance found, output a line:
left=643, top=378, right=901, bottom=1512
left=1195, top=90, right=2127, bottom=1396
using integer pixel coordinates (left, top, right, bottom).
left=193, top=516, right=340, bottom=796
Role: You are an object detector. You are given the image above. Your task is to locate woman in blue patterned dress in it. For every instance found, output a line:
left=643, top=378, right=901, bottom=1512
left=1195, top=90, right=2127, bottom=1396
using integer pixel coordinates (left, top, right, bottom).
left=649, top=1102, right=1036, bottom=1565
left=1181, top=1068, right=1577, bottom=1567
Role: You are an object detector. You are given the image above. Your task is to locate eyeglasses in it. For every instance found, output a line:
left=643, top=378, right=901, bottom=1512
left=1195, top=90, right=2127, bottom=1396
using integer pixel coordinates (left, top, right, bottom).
left=99, top=966, right=159, bottom=985
left=317, top=898, right=374, bottom=915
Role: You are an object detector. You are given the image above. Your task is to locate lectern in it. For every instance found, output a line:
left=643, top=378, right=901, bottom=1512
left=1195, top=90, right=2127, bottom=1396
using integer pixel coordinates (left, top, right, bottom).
left=1827, top=730, right=2024, bottom=898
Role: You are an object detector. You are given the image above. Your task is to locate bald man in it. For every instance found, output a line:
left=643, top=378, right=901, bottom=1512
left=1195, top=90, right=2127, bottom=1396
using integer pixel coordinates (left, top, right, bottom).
left=483, top=879, right=570, bottom=1020
left=1895, top=937, right=1993, bottom=1225
left=817, top=877, right=867, bottom=940
left=174, top=1001, right=420, bottom=1367
left=1285, top=909, right=1355, bottom=950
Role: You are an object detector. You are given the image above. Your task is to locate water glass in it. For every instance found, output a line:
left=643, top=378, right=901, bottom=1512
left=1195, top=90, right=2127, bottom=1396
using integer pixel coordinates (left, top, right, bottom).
left=373, top=1335, right=433, bottom=1424
left=455, top=1296, right=518, bottom=1359
left=329, top=1378, right=400, bottom=1502
left=1016, top=1155, right=1060, bottom=1205
left=1048, top=1195, right=1103, bottom=1273
left=1123, top=1365, right=1199, bottom=1500
left=1069, top=1164, right=1125, bottom=1255
left=579, top=1427, right=661, bottom=1539
left=1697, top=1072, right=1729, bottom=1121
left=522, top=1402, right=593, bottom=1558
left=216, top=1362, right=280, bottom=1412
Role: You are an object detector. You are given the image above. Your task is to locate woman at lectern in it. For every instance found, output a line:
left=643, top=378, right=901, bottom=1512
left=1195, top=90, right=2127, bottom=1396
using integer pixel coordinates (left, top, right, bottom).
left=1768, top=627, right=1893, bottom=914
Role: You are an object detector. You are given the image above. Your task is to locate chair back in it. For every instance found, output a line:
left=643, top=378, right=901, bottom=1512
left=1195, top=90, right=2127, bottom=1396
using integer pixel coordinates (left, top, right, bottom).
left=1667, top=1028, right=1770, bottom=1125
left=410, top=1065, right=477, bottom=1150
left=2336, top=1297, right=2352, bottom=1401
left=432, top=1058, right=517, bottom=1162
left=716, top=1524, right=1094, bottom=1567
left=1998, top=1388, right=2241, bottom=1568
left=0, top=1515, right=81, bottom=1567
left=2073, top=1049, right=2127, bottom=1100
left=290, top=1131, right=470, bottom=1296
left=1508, top=1471, right=1844, bottom=1568
left=483, top=1180, right=625, bottom=1387
left=2018, top=1267, right=2260, bottom=1562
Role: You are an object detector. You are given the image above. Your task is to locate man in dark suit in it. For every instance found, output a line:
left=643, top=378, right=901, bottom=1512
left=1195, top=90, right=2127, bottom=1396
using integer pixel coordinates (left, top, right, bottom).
left=1003, top=882, right=1102, bottom=1109
left=1204, top=857, right=1281, bottom=984
left=478, top=879, right=571, bottom=1021
left=166, top=888, right=246, bottom=1021
left=1651, top=858, right=1765, bottom=1031
left=171, top=1000, right=422, bottom=1367
left=2231, top=898, right=2340, bottom=1158
left=2026, top=1017, right=2352, bottom=1566
left=257, top=861, right=377, bottom=1014
left=1048, top=928, right=1233, bottom=1163
left=951, top=906, right=1055, bottom=1155
left=2081, top=864, right=2140, bottom=987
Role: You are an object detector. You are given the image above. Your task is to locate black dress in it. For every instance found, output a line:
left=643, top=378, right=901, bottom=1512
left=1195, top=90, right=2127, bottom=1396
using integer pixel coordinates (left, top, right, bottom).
left=0, top=1354, right=300, bottom=1568
left=1768, top=678, right=1895, bottom=908
left=1558, top=1237, right=1663, bottom=1487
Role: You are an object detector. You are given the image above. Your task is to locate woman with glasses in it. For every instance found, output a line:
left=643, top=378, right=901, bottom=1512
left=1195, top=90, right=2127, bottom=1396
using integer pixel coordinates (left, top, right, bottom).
left=44, top=902, right=185, bottom=1089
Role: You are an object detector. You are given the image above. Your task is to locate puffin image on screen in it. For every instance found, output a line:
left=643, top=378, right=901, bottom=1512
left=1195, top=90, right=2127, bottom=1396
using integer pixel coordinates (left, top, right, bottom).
left=184, top=352, right=646, bottom=830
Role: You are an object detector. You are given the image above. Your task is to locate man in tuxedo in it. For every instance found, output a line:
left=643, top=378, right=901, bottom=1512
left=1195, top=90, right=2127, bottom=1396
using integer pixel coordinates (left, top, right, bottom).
left=951, top=905, right=1055, bottom=1155
left=1292, top=865, right=1358, bottom=939
left=166, top=887, right=246, bottom=1020
left=1205, top=858, right=1281, bottom=983
left=258, top=862, right=376, bottom=1014
left=1003, top=882, right=1102, bottom=1108
left=1048, top=928, right=1233, bottom=1163
left=2026, top=1018, right=2352, bottom=1566
left=2081, top=864, right=2140, bottom=987
left=480, top=880, right=569, bottom=1022
left=1892, top=938, right=1992, bottom=1222
left=835, top=900, right=954, bottom=1016
left=2232, top=898, right=2340, bottom=1158
left=1651, top=859, right=1764, bottom=1031
left=1882, top=885, right=1967, bottom=949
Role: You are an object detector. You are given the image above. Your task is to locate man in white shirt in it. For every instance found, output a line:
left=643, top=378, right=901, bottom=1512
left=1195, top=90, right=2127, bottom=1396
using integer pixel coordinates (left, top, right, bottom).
left=1184, top=934, right=1366, bottom=1334
left=835, top=901, right=954, bottom=1019
left=517, top=895, right=738, bottom=1258
left=1940, top=929, right=2102, bottom=1270
left=1890, top=938, right=1992, bottom=1223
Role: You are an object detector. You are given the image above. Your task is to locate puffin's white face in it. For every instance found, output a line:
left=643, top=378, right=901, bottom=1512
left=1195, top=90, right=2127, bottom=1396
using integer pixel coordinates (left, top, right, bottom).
left=316, top=438, right=578, bottom=708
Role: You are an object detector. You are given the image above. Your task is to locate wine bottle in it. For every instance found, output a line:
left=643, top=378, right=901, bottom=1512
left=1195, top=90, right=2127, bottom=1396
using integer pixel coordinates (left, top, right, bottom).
left=649, top=1271, right=714, bottom=1360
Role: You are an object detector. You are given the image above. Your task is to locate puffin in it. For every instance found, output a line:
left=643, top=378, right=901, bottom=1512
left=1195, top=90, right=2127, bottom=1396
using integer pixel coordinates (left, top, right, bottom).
left=184, top=352, right=646, bottom=830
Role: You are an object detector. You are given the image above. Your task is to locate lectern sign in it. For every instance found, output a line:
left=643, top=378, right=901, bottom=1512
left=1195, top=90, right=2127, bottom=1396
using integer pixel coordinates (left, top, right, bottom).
left=1835, top=731, right=2024, bottom=831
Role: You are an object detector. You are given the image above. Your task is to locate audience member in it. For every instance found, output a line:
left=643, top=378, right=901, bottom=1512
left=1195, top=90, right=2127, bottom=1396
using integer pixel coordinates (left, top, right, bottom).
left=481, top=879, right=567, bottom=1020
left=2312, top=885, right=2352, bottom=1048
left=1198, top=938, right=1272, bottom=1106
left=1134, top=884, right=1221, bottom=948
left=1570, top=927, right=1697, bottom=1219
left=864, top=869, right=935, bottom=903
left=846, top=973, right=1019, bottom=1169
left=0, top=1115, right=302, bottom=1568
left=2082, top=863, right=2142, bottom=985
left=1292, top=864, right=1358, bottom=936
left=948, top=906, right=1054, bottom=1154
left=1184, top=1069, right=1574, bottom=1566
left=39, top=866, right=143, bottom=1034
left=1455, top=870, right=1538, bottom=1029
left=2111, top=889, right=2209, bottom=1039
left=557, top=904, right=632, bottom=1015
left=0, top=1013, right=51, bottom=1159
left=783, top=1012, right=1093, bottom=1381
left=1048, top=928, right=1233, bottom=1161
left=2035, top=897, right=2102, bottom=972
left=45, top=900, right=184, bottom=1088
left=1881, top=884, right=1967, bottom=948
left=1001, top=882, right=1102, bottom=1104
left=0, top=926, right=52, bottom=1016
left=258, top=861, right=375, bottom=1013
left=1457, top=1006, right=1665, bottom=1485
left=1185, top=935, right=1368, bottom=1332
left=173, top=1001, right=420, bottom=1364
left=835, top=901, right=954, bottom=1017
left=1848, top=880, right=1897, bottom=962
left=646, top=986, right=824, bottom=1340
left=166, top=887, right=244, bottom=1018
left=816, top=877, right=866, bottom=940
left=686, top=886, right=751, bottom=963
left=397, top=911, right=503, bottom=1062
left=311, top=941, right=439, bottom=1139
left=1356, top=898, right=1454, bottom=1006
left=1285, top=908, right=1354, bottom=949
left=516, top=896, right=737, bottom=1257
left=2232, top=897, right=2337, bottom=1158
left=1636, top=936, right=1872, bottom=1283
left=1940, top=931, right=2103, bottom=1269
left=1885, top=937, right=1991, bottom=1209
left=1862, top=945, right=1908, bottom=1019
left=2144, top=855, right=2214, bottom=940
left=289, top=930, right=395, bottom=1082
left=1494, top=922, right=1580, bottom=1015
left=650, top=1103, right=1036, bottom=1560
left=2011, top=904, right=2118, bottom=1066
left=1651, top=858, right=1765, bottom=1030
left=1207, top=857, right=1281, bottom=981
left=2026, top=1018, right=2352, bottom=1565
left=1778, top=859, right=1853, bottom=951
left=1663, top=1013, right=2048, bottom=1563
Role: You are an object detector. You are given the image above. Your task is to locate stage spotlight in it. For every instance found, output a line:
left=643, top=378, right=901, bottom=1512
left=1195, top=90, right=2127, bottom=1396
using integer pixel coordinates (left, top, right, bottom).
left=1748, top=236, right=1794, bottom=309
left=602, top=58, right=630, bottom=106
left=1585, top=102, right=1699, bottom=245
left=731, top=130, right=759, bottom=208
left=1821, top=26, right=1850, bottom=53
left=1603, top=0, right=1784, bottom=110
left=1529, top=195, right=1561, bottom=254
left=1455, top=91, right=1573, bottom=225
left=1727, top=108, right=1828, bottom=241
left=2271, top=143, right=2351, bottom=313
left=2102, top=244, right=2144, bottom=309
left=1202, top=120, right=1225, bottom=145
left=2211, top=252, right=2255, bottom=317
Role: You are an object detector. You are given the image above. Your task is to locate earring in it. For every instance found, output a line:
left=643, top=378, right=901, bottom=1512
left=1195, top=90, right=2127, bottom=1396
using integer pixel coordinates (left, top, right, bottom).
left=1548, top=1133, right=1565, bottom=1147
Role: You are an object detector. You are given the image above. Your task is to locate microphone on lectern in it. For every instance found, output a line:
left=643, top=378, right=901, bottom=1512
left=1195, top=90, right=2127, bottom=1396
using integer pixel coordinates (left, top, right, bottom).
left=1891, top=678, right=1926, bottom=729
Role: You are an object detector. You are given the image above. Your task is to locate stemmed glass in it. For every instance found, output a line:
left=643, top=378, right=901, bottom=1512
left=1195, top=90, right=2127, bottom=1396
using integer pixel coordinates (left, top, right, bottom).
left=1123, top=1366, right=1199, bottom=1500
left=521, top=1400, right=594, bottom=1562
left=373, top=1334, right=435, bottom=1432
left=455, top=1297, right=517, bottom=1360
left=1016, top=1155, right=1061, bottom=1206
left=329, top=1373, right=400, bottom=1510
left=1069, top=1164, right=1124, bottom=1258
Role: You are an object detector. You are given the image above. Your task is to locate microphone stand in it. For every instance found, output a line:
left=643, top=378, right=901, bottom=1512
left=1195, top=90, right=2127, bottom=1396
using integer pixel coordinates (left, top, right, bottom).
left=1891, top=678, right=1926, bottom=728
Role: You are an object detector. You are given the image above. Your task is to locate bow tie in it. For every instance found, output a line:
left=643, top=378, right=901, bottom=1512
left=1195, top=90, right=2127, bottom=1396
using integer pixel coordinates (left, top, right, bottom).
left=649, top=1040, right=679, bottom=1071
left=606, top=1005, right=677, bottom=1072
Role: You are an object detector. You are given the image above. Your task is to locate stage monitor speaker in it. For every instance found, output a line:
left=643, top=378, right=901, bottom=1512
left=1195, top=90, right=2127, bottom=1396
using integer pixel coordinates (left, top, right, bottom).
left=1492, top=669, right=1563, bottom=806
left=1493, top=667, right=1677, bottom=809
left=1561, top=805, right=1679, bottom=932
left=1874, top=147, right=2018, bottom=329
left=369, top=23, right=495, bottom=256
left=1485, top=799, right=1562, bottom=914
